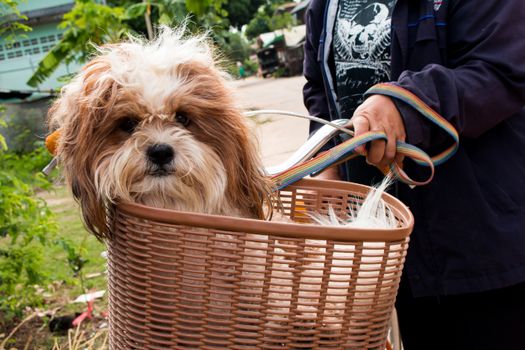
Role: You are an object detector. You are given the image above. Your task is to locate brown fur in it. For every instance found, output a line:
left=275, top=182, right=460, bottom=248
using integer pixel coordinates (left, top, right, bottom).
left=48, top=29, right=272, bottom=240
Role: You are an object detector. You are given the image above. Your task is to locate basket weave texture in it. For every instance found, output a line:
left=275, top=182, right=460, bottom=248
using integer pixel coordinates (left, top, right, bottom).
left=107, top=178, right=413, bottom=349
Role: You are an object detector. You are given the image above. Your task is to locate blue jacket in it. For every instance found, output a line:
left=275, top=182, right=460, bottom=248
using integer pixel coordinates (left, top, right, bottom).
left=303, top=0, right=525, bottom=297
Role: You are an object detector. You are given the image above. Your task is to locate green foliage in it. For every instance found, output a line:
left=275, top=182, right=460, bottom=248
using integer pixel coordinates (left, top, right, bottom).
left=242, top=58, right=259, bottom=76
left=185, top=0, right=213, bottom=16
left=55, top=238, right=88, bottom=277
left=0, top=0, right=96, bottom=320
left=0, top=107, right=85, bottom=316
left=0, top=0, right=32, bottom=43
left=124, top=0, right=187, bottom=27
left=27, top=0, right=293, bottom=86
left=245, top=15, right=271, bottom=40
left=0, top=119, right=7, bottom=151
left=0, top=145, right=58, bottom=314
left=271, top=11, right=295, bottom=32
left=121, top=0, right=254, bottom=72
left=0, top=102, right=49, bottom=154
left=1, top=0, right=51, bottom=311
left=216, top=31, right=251, bottom=64
left=26, top=0, right=236, bottom=86
left=225, top=0, right=265, bottom=29
left=273, top=66, right=287, bottom=78
left=27, top=0, right=130, bottom=87
left=245, top=4, right=295, bottom=40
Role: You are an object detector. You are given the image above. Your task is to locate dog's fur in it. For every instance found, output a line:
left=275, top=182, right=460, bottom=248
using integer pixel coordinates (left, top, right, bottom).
left=48, top=27, right=272, bottom=240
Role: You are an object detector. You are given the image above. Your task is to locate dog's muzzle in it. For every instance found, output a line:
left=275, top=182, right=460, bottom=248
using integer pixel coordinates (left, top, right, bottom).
left=147, top=143, right=175, bottom=176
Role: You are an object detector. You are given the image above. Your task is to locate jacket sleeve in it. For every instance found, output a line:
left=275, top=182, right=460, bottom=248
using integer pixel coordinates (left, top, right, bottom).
left=394, top=0, right=525, bottom=149
left=303, top=0, right=334, bottom=146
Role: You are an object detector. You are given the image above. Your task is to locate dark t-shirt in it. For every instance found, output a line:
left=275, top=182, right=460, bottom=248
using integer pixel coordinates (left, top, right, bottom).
left=332, top=0, right=395, bottom=185
left=333, top=0, right=395, bottom=119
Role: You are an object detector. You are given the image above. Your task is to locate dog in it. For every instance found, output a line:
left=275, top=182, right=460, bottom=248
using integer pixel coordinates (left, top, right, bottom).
left=46, top=27, right=404, bottom=350
left=47, top=26, right=272, bottom=240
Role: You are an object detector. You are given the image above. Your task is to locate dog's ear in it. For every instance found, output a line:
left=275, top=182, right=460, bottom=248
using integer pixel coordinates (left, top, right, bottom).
left=71, top=177, right=109, bottom=240
left=48, top=55, right=119, bottom=240
left=234, top=134, right=274, bottom=219
left=219, top=109, right=273, bottom=219
left=180, top=63, right=274, bottom=219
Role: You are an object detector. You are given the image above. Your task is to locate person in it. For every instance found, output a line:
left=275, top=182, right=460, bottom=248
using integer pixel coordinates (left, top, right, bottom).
left=237, top=61, right=246, bottom=79
left=302, top=1, right=525, bottom=349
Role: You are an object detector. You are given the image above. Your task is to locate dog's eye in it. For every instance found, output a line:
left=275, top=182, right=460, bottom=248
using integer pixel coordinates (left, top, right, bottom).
left=175, top=113, right=190, bottom=127
left=118, top=117, right=139, bottom=133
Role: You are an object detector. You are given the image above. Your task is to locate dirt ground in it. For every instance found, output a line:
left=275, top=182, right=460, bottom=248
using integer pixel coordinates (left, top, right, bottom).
left=229, top=76, right=310, bottom=167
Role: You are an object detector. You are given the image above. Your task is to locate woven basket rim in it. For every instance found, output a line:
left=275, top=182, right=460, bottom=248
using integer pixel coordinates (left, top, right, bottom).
left=115, top=178, right=413, bottom=242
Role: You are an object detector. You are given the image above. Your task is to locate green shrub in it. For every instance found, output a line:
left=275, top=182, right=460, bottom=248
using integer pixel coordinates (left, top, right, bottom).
left=218, top=31, right=251, bottom=65
left=245, top=3, right=296, bottom=40
left=0, top=101, right=49, bottom=154
left=0, top=106, right=90, bottom=321
left=0, top=1, right=85, bottom=321
left=0, top=108, right=61, bottom=317
left=242, top=58, right=259, bottom=76
left=0, top=146, right=58, bottom=315
left=273, top=66, right=288, bottom=78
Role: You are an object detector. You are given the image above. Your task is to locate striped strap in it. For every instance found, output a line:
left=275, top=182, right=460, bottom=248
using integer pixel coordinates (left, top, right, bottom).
left=272, top=83, right=459, bottom=189
left=365, top=83, right=459, bottom=166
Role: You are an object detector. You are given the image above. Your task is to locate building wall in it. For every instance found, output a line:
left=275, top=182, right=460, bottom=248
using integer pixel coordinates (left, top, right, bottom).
left=17, top=0, right=74, bottom=12
left=0, top=0, right=78, bottom=150
left=0, top=0, right=79, bottom=93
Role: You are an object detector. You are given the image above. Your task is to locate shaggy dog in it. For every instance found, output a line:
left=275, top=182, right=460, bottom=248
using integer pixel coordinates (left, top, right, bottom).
left=48, top=27, right=272, bottom=239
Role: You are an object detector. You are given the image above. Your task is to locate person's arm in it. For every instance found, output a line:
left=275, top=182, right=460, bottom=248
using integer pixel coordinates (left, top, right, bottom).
left=353, top=0, right=525, bottom=167
left=394, top=0, right=525, bottom=149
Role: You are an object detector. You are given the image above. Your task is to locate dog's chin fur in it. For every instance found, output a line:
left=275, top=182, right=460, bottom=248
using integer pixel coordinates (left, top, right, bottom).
left=48, top=26, right=272, bottom=240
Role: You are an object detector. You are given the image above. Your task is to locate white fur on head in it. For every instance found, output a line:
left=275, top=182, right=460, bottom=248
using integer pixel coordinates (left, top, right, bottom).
left=50, top=26, right=221, bottom=129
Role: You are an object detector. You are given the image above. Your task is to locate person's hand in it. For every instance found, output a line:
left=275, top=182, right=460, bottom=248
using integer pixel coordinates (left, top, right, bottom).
left=350, top=94, right=406, bottom=170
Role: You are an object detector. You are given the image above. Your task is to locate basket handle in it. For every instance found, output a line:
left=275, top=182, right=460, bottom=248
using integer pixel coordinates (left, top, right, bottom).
left=272, top=83, right=459, bottom=189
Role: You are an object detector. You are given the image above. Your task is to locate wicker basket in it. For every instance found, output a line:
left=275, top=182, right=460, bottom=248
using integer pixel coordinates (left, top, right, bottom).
left=107, top=178, right=413, bottom=349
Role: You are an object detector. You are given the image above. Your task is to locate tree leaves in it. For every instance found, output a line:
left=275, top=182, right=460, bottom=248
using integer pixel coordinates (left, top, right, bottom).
left=27, top=1, right=129, bottom=88
left=125, top=2, right=148, bottom=19
left=0, top=0, right=32, bottom=43
left=26, top=0, right=290, bottom=87
left=185, top=0, right=212, bottom=16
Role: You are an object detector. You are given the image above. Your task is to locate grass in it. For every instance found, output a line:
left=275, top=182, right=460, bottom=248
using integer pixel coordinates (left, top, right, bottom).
left=40, top=185, right=106, bottom=295
left=38, top=185, right=108, bottom=327
left=0, top=185, right=109, bottom=349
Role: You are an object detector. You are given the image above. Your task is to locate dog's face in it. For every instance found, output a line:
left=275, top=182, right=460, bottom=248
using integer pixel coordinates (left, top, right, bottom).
left=48, top=28, right=271, bottom=239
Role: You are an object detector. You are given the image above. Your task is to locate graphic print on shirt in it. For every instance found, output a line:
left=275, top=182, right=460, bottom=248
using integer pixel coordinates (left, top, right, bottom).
left=333, top=0, right=395, bottom=118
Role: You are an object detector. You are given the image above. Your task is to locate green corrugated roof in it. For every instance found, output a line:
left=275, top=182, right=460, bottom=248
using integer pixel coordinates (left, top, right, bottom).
left=17, top=0, right=74, bottom=13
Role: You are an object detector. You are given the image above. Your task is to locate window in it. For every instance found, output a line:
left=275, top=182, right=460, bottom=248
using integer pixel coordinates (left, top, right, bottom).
left=1, top=32, right=63, bottom=60
left=0, top=54, right=5, bottom=61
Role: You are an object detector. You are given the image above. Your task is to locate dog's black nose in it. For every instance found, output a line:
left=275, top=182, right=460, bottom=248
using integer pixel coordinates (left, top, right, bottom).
left=147, top=144, right=174, bottom=165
